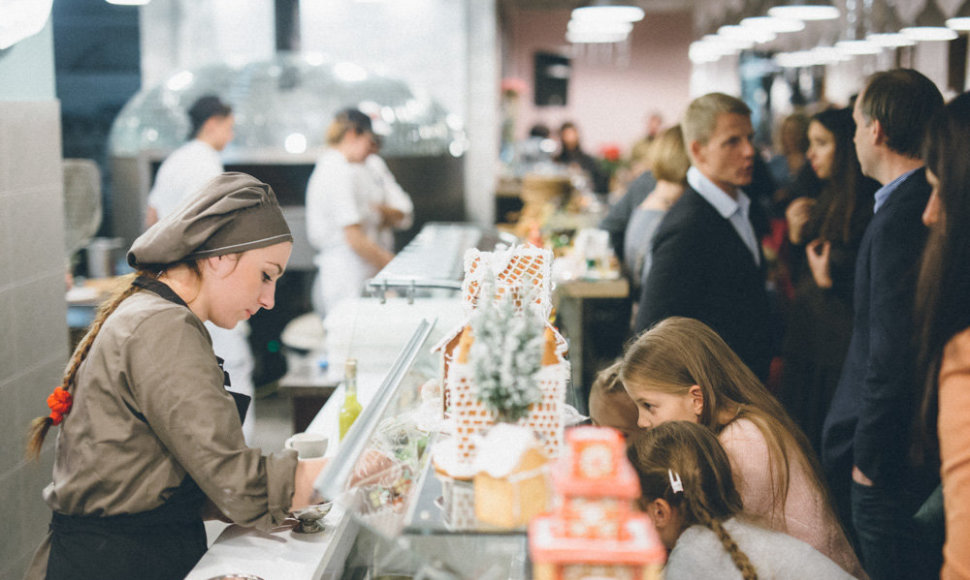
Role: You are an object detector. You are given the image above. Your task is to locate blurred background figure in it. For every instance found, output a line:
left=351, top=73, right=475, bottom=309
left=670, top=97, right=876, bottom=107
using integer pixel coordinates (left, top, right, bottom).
left=768, top=112, right=811, bottom=200
left=306, top=108, right=394, bottom=319
left=142, top=95, right=258, bottom=443
left=624, top=125, right=689, bottom=317
left=362, top=134, right=414, bottom=254
left=780, top=107, right=877, bottom=455
left=145, top=95, right=234, bottom=228
left=555, top=120, right=610, bottom=194
left=629, top=111, right=664, bottom=176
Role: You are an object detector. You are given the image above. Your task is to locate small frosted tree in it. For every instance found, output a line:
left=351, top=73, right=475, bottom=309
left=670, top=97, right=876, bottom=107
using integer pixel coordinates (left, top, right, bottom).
left=469, top=277, right=545, bottom=423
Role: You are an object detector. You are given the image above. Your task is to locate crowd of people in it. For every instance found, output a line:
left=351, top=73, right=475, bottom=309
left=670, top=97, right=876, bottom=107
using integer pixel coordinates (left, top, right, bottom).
left=592, top=68, right=970, bottom=579
left=23, top=64, right=970, bottom=580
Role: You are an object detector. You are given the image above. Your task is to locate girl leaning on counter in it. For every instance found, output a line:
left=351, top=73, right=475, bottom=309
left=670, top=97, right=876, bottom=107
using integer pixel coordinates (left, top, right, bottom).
left=24, top=173, right=327, bottom=580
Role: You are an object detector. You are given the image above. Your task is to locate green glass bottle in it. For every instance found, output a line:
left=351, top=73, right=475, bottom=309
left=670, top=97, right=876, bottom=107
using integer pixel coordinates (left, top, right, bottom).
left=338, top=358, right=362, bottom=441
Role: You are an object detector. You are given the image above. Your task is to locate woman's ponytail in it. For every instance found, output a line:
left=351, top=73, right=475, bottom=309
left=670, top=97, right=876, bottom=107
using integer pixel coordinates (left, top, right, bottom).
left=26, top=274, right=143, bottom=459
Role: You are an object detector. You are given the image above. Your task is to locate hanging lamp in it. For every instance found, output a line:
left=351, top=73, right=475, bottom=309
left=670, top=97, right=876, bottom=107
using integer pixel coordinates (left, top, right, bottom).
left=946, top=1, right=970, bottom=31
left=768, top=0, right=840, bottom=22
left=571, top=0, right=645, bottom=23
left=0, top=0, right=52, bottom=49
left=901, top=1, right=958, bottom=41
left=740, top=15, right=805, bottom=33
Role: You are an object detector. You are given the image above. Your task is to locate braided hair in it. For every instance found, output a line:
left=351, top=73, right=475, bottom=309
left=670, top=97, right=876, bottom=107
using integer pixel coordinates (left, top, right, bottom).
left=627, top=421, right=759, bottom=580
left=26, top=269, right=161, bottom=459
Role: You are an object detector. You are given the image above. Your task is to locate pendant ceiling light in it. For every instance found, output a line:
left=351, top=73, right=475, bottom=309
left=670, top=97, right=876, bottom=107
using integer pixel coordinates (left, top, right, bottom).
left=836, top=0, right=881, bottom=56
left=566, top=17, right=633, bottom=43
left=865, top=1, right=915, bottom=47
left=768, top=1, right=840, bottom=22
left=901, top=1, right=958, bottom=42
left=946, top=1, right=970, bottom=31
left=571, top=0, right=645, bottom=24
left=740, top=15, right=805, bottom=33
left=0, top=0, right=52, bottom=49
left=719, top=24, right=776, bottom=44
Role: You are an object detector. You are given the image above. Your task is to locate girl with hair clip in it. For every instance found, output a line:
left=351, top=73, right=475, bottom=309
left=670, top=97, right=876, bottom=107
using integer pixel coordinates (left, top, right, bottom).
left=24, top=173, right=327, bottom=580
left=627, top=421, right=855, bottom=579
left=620, top=317, right=866, bottom=578
left=916, top=91, right=970, bottom=580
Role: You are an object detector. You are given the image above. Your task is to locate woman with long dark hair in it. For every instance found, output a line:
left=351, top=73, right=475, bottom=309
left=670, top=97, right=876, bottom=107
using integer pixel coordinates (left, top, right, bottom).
left=916, top=91, right=970, bottom=580
left=781, top=107, right=879, bottom=454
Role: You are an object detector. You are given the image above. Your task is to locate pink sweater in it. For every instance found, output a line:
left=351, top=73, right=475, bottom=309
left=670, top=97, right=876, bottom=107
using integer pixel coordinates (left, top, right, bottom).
left=719, top=417, right=867, bottom=578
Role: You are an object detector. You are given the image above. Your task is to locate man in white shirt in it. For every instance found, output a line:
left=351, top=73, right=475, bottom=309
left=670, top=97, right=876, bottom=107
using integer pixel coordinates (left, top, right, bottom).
left=143, top=96, right=257, bottom=442
left=145, top=95, right=235, bottom=227
left=635, top=92, right=773, bottom=381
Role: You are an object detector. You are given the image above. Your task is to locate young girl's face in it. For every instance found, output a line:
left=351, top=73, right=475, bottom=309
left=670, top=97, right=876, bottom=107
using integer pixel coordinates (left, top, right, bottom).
left=623, top=379, right=701, bottom=429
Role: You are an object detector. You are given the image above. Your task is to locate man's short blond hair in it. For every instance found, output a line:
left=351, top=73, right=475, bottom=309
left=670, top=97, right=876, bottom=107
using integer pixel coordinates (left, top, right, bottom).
left=682, top=93, right=751, bottom=150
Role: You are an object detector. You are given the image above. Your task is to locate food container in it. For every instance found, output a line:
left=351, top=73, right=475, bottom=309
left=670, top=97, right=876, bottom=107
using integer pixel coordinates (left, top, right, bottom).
left=85, top=237, right=125, bottom=279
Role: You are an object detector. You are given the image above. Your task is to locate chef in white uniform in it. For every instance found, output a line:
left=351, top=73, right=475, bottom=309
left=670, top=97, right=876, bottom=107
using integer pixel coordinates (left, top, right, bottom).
left=144, top=95, right=258, bottom=442
left=362, top=134, right=414, bottom=253
left=306, top=108, right=405, bottom=318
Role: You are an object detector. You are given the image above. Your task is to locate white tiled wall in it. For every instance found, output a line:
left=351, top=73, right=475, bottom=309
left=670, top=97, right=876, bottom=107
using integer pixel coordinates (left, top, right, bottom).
left=0, top=100, right=67, bottom=580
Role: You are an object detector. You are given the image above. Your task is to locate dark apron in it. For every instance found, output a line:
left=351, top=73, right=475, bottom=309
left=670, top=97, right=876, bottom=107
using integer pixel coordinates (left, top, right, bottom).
left=46, top=478, right=207, bottom=580
left=46, top=276, right=248, bottom=580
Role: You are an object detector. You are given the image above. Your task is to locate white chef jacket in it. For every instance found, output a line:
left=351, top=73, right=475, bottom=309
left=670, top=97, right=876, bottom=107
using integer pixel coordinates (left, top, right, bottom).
left=363, top=154, right=414, bottom=251
left=147, top=140, right=223, bottom=219
left=147, top=139, right=256, bottom=442
left=305, top=149, right=387, bottom=317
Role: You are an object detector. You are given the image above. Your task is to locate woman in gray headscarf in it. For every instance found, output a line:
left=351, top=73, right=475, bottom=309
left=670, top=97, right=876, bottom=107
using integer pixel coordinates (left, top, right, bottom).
left=24, top=173, right=326, bottom=580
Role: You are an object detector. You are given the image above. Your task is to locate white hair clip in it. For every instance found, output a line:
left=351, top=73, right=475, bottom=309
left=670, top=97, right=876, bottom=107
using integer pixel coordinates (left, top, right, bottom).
left=668, top=469, right=684, bottom=494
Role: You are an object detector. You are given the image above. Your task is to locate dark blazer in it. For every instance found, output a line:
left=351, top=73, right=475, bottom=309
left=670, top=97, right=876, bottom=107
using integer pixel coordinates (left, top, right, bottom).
left=634, top=185, right=773, bottom=380
left=821, top=169, right=934, bottom=488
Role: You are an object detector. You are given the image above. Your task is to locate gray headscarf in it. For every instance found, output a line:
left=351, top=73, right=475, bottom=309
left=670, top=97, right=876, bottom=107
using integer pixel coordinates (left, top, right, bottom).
left=128, top=172, right=292, bottom=269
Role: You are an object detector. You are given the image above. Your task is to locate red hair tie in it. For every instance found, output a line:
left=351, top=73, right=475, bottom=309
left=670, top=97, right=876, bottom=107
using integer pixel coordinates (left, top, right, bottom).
left=47, top=387, right=73, bottom=426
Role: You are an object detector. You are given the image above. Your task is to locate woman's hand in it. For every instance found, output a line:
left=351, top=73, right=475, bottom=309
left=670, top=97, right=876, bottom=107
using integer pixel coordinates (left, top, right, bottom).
left=291, top=457, right=330, bottom=512
left=806, top=239, right=833, bottom=289
left=785, top=197, right=816, bottom=245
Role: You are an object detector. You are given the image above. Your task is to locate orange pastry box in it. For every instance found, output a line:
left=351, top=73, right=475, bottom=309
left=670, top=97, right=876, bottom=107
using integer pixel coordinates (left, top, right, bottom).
left=530, top=426, right=665, bottom=580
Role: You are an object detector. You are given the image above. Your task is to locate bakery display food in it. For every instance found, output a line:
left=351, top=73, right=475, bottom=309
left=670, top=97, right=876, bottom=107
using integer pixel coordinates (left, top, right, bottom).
left=530, top=426, right=666, bottom=580
left=473, top=423, right=551, bottom=528
left=431, top=246, right=569, bottom=480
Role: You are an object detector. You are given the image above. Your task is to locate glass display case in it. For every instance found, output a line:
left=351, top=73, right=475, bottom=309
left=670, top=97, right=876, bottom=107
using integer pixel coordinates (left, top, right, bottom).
left=313, top=315, right=534, bottom=580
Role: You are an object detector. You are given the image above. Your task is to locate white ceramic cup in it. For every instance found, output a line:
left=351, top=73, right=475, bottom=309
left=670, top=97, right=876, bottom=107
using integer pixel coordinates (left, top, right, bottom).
left=284, top=432, right=329, bottom=459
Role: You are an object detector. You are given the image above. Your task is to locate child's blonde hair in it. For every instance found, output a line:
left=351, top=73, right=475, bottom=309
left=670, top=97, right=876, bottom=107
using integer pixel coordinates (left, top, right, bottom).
left=619, top=316, right=832, bottom=527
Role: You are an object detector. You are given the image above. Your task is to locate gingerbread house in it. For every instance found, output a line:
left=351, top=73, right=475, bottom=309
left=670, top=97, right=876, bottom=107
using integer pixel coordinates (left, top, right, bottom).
left=529, top=426, right=666, bottom=580
left=473, top=423, right=551, bottom=528
left=431, top=245, right=569, bottom=479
